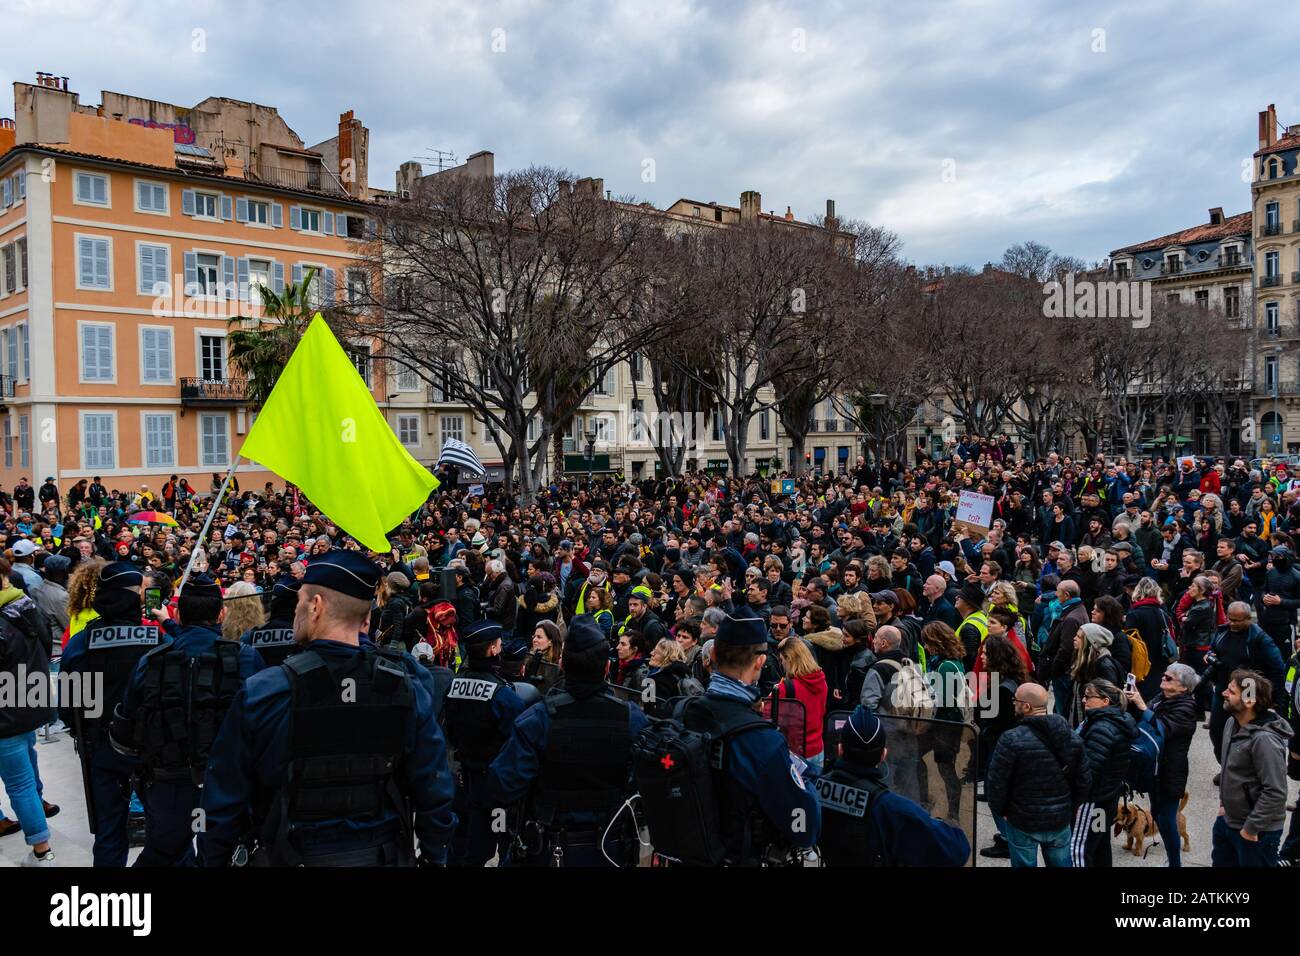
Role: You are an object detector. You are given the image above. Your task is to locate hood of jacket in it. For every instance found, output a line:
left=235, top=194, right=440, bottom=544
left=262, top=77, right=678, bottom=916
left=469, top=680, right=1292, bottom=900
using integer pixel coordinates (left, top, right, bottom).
left=792, top=669, right=828, bottom=697
left=519, top=591, right=560, bottom=613
left=803, top=627, right=844, bottom=651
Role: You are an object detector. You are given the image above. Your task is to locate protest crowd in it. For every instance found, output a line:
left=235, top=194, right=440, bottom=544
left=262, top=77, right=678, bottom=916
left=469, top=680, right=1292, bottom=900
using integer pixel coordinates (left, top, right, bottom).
left=0, top=441, right=1298, bottom=869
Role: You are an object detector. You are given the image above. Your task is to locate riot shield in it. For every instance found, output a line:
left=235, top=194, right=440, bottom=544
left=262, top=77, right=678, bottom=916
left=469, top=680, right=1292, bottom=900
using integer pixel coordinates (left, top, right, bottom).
left=760, top=688, right=809, bottom=758
left=824, top=710, right=978, bottom=866
left=605, top=681, right=647, bottom=711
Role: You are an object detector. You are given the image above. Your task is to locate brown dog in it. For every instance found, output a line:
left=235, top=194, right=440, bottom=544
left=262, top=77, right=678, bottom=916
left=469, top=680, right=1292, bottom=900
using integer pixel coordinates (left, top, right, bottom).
left=1176, top=791, right=1191, bottom=852
left=1113, top=800, right=1158, bottom=856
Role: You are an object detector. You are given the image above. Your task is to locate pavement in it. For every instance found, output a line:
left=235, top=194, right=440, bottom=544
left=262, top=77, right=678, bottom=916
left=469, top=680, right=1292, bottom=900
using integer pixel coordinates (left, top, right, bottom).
left=2, top=710, right=1294, bottom=868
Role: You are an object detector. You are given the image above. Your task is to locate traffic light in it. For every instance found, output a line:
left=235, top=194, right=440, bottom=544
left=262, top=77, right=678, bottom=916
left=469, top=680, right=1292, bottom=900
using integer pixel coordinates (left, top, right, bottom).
left=805, top=451, right=812, bottom=464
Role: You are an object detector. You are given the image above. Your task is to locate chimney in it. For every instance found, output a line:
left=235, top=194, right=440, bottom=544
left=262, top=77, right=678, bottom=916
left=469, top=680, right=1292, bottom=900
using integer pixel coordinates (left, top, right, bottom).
left=825, top=198, right=838, bottom=232
left=1209, top=207, right=1224, bottom=226
left=740, top=190, right=761, bottom=223
left=784, top=205, right=793, bottom=221
left=337, top=110, right=367, bottom=199
left=1259, top=104, right=1278, bottom=150
left=396, top=160, right=421, bottom=198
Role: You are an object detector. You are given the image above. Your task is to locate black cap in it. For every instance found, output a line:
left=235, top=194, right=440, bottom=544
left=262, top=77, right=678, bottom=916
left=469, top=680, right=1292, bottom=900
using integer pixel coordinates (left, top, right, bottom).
left=566, top=614, right=607, bottom=652
left=714, top=605, right=768, bottom=646
left=301, top=549, right=381, bottom=602
left=843, top=706, right=887, bottom=759
left=957, top=583, right=985, bottom=609
left=184, top=573, right=222, bottom=598
left=269, top=577, right=301, bottom=617
left=868, top=590, right=899, bottom=607
left=99, top=561, right=143, bottom=591
left=461, top=619, right=505, bottom=647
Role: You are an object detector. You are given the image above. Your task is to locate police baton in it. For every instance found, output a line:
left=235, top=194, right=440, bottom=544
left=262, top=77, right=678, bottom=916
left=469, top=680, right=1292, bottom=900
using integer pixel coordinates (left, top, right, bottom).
left=71, top=709, right=99, bottom=835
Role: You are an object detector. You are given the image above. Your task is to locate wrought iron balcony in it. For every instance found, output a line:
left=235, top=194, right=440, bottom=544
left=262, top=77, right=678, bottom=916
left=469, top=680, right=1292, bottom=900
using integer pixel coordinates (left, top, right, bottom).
left=181, top=378, right=248, bottom=404
left=1260, top=222, right=1283, bottom=237
left=249, top=164, right=350, bottom=199
left=0, top=376, right=14, bottom=400
left=1262, top=274, right=1283, bottom=288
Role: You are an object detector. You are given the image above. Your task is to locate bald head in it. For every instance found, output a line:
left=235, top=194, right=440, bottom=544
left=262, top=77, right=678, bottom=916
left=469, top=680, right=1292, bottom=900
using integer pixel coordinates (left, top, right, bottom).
left=874, top=624, right=902, bottom=651
left=1227, top=601, right=1251, bottom=618
left=1015, top=682, right=1049, bottom=712
left=923, top=574, right=947, bottom=601
left=1057, top=580, right=1080, bottom=600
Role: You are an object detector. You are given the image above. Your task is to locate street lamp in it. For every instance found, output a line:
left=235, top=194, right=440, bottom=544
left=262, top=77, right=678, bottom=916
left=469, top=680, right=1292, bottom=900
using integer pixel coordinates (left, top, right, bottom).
left=868, top=393, right=887, bottom=465
left=1274, top=344, right=1282, bottom=455
left=584, top=426, right=598, bottom=491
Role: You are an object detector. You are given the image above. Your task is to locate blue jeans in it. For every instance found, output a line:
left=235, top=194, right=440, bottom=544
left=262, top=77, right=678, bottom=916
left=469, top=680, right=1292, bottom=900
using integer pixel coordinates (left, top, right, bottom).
left=1282, top=801, right=1300, bottom=863
left=1004, top=821, right=1072, bottom=867
left=1211, top=816, right=1281, bottom=867
left=0, top=732, right=49, bottom=846
left=1151, top=791, right=1183, bottom=867
left=0, top=734, right=43, bottom=818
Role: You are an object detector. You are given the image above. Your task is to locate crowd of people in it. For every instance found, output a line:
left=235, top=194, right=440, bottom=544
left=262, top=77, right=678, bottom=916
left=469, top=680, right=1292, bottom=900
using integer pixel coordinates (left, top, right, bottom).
left=0, top=440, right=1297, bottom=867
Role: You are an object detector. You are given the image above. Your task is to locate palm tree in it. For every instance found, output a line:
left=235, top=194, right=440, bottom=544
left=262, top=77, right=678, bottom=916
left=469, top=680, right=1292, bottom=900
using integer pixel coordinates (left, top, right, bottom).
left=227, top=267, right=318, bottom=408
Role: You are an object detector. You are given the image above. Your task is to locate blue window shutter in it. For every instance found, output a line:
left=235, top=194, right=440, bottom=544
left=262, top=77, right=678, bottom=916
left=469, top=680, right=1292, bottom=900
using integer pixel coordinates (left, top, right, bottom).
left=221, top=195, right=233, bottom=221
left=272, top=203, right=283, bottom=228
left=16, top=174, right=24, bottom=200
left=290, top=206, right=301, bottom=231
left=323, top=211, right=335, bottom=236
left=183, top=252, right=198, bottom=294
left=292, top=265, right=303, bottom=295
left=237, top=257, right=250, bottom=302
left=1, top=179, right=10, bottom=207
left=138, top=244, right=153, bottom=294
left=273, top=261, right=285, bottom=294
left=222, top=255, right=235, bottom=298
left=336, top=214, right=349, bottom=238
left=324, top=268, right=336, bottom=305
left=155, top=245, right=170, bottom=294
left=182, top=189, right=195, bottom=216
left=235, top=198, right=248, bottom=223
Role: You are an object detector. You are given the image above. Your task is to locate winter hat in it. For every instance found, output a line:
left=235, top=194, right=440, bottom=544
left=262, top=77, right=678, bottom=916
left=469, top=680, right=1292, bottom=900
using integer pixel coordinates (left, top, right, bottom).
left=1079, top=622, right=1113, bottom=650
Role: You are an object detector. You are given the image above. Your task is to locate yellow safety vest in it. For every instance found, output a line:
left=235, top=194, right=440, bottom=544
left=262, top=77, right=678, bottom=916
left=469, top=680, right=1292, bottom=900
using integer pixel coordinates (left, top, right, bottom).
left=961, top=609, right=990, bottom=644
left=575, top=579, right=609, bottom=615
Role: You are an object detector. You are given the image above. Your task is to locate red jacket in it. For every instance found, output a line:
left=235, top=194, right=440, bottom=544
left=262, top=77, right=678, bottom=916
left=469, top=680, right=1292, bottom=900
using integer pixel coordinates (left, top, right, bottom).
left=1199, top=471, right=1222, bottom=496
left=776, top=670, right=828, bottom=758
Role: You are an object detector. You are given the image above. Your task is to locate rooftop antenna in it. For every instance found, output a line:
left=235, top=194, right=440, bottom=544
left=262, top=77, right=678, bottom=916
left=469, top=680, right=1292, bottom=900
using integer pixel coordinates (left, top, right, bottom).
left=416, top=148, right=458, bottom=173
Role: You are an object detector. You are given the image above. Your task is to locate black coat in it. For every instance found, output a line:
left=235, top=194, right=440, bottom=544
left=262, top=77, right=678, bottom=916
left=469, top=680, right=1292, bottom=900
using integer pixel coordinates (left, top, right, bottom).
left=1124, top=601, right=1173, bottom=669
left=986, top=713, right=1092, bottom=833
left=1078, top=705, right=1136, bottom=807
left=1148, top=691, right=1197, bottom=801
left=0, top=601, right=52, bottom=737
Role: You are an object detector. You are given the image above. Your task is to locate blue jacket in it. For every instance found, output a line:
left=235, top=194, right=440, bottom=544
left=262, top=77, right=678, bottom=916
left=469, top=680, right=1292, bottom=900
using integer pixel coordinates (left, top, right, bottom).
left=198, top=639, right=456, bottom=865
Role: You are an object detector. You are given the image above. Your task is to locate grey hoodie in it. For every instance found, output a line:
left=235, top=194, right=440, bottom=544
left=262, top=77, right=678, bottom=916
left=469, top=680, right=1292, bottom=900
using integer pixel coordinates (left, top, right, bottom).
left=1218, top=709, right=1294, bottom=833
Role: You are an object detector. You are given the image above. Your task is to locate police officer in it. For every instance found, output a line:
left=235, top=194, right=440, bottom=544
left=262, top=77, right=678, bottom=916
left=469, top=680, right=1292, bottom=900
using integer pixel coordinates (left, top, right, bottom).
left=486, top=614, right=648, bottom=867
left=199, top=550, right=457, bottom=866
left=109, top=573, right=263, bottom=866
left=240, top=577, right=300, bottom=666
left=679, top=605, right=821, bottom=864
left=814, top=707, right=971, bottom=866
left=443, top=619, right=527, bottom=866
left=58, top=562, right=161, bottom=866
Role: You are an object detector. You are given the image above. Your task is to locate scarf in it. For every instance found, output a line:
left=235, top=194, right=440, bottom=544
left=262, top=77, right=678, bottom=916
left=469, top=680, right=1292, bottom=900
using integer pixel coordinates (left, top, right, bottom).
left=706, top=671, right=761, bottom=704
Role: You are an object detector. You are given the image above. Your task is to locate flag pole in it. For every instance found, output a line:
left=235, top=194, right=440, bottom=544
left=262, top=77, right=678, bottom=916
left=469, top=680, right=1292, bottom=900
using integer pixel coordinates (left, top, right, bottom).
left=178, top=455, right=243, bottom=593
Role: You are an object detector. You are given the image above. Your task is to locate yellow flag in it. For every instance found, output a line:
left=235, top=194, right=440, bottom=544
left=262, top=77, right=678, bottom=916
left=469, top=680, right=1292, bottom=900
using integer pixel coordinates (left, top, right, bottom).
left=239, top=314, right=438, bottom=551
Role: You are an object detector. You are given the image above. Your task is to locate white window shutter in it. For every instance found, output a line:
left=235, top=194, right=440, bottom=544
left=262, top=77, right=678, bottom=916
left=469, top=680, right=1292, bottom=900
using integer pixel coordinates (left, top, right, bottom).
left=235, top=197, right=248, bottom=223
left=184, top=252, right=198, bottom=294
left=182, top=189, right=195, bottom=216
left=154, top=245, right=170, bottom=294
left=273, top=261, right=285, bottom=293
left=292, top=264, right=303, bottom=288
left=139, top=244, right=154, bottom=294
left=323, top=211, right=335, bottom=236
left=1, top=179, right=10, bottom=207
left=222, top=255, right=235, bottom=298
left=237, top=257, right=250, bottom=302
left=221, top=195, right=233, bottom=221
left=336, top=214, right=349, bottom=237
left=324, top=268, right=336, bottom=305
left=15, top=174, right=24, bottom=200
left=272, top=203, right=283, bottom=228
left=290, top=206, right=301, bottom=230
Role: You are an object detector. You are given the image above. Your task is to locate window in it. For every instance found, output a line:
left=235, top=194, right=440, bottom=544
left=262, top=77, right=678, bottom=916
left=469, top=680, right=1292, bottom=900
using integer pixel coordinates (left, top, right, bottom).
left=141, top=327, right=173, bottom=384
left=299, top=208, right=322, bottom=233
left=82, top=413, right=116, bottom=469
left=77, top=236, right=111, bottom=289
left=17, top=324, right=28, bottom=381
left=0, top=244, right=14, bottom=294
left=74, top=171, right=109, bottom=207
left=440, top=415, right=465, bottom=445
left=1225, top=286, right=1241, bottom=318
left=1114, top=261, right=1130, bottom=278
left=593, top=416, right=613, bottom=444
left=692, top=206, right=701, bottom=217
left=594, top=365, right=616, bottom=396
left=137, top=243, right=171, bottom=295
left=1267, top=355, right=1279, bottom=391
left=193, top=253, right=220, bottom=296
left=397, top=414, right=420, bottom=447
left=143, top=413, right=175, bottom=469
left=760, top=409, right=770, bottom=441
left=18, top=415, right=28, bottom=469
left=712, top=411, right=724, bottom=442
left=1266, top=201, right=1281, bottom=232
left=193, top=191, right=219, bottom=219
left=245, top=200, right=269, bottom=225
left=1267, top=301, right=1280, bottom=334
left=135, top=181, right=167, bottom=214
left=200, top=414, right=230, bottom=466
left=1266, top=250, right=1280, bottom=278
left=1164, top=254, right=1181, bottom=274
left=1166, top=293, right=1179, bottom=307
left=394, top=365, right=419, bottom=391
left=16, top=238, right=25, bottom=290
left=630, top=352, right=643, bottom=382
left=199, top=335, right=226, bottom=381
left=1195, top=289, right=1209, bottom=309
left=349, top=347, right=371, bottom=385
left=631, top=399, right=647, bottom=442
left=245, top=258, right=272, bottom=302
left=5, top=326, right=16, bottom=381
left=346, top=269, right=368, bottom=305
left=80, top=323, right=114, bottom=382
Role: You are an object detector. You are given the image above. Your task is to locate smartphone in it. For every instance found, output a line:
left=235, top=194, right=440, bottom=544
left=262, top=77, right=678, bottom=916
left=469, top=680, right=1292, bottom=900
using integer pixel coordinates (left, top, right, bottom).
left=1125, top=672, right=1138, bottom=695
left=144, top=587, right=163, bottom=613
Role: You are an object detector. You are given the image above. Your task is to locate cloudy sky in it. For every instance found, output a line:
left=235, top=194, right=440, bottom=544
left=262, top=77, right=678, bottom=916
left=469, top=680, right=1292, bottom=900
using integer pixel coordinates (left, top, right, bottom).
left=2, top=0, right=1289, bottom=265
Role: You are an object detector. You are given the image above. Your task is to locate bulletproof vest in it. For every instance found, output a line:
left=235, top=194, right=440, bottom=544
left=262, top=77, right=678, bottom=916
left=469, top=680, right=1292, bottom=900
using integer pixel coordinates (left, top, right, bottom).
left=243, top=620, right=298, bottom=667
left=263, top=647, right=414, bottom=866
left=814, top=766, right=888, bottom=867
left=534, top=688, right=632, bottom=819
left=443, top=665, right=511, bottom=771
left=680, top=694, right=781, bottom=864
left=77, top=619, right=161, bottom=739
left=134, top=640, right=243, bottom=782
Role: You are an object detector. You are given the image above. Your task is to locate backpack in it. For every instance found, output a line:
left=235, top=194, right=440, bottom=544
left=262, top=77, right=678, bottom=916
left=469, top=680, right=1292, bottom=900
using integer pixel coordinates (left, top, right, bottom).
left=631, top=701, right=769, bottom=866
left=1124, top=628, right=1151, bottom=682
left=877, top=658, right=935, bottom=720
left=1125, top=710, right=1164, bottom=795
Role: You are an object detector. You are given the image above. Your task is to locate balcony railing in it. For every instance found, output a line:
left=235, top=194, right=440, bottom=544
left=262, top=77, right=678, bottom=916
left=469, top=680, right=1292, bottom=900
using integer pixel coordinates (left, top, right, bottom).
left=1262, top=274, right=1283, bottom=288
left=0, top=376, right=14, bottom=400
left=181, top=378, right=248, bottom=403
left=824, top=419, right=838, bottom=432
left=249, top=164, right=350, bottom=198
left=1260, top=222, right=1283, bottom=237
left=1217, top=253, right=1244, bottom=267
left=1159, top=261, right=1183, bottom=275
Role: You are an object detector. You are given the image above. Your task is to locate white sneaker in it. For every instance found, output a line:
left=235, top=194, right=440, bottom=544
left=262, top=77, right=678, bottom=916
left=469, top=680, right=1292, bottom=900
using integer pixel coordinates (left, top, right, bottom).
left=22, top=849, right=56, bottom=867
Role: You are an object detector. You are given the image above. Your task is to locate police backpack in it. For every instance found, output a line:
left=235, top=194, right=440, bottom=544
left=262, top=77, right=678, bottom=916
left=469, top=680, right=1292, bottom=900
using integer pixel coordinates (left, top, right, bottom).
left=631, top=700, right=768, bottom=866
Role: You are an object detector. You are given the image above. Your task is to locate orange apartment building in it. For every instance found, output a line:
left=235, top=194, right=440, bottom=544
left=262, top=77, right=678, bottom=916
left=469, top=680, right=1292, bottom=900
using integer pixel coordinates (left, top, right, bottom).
left=0, top=73, right=381, bottom=496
